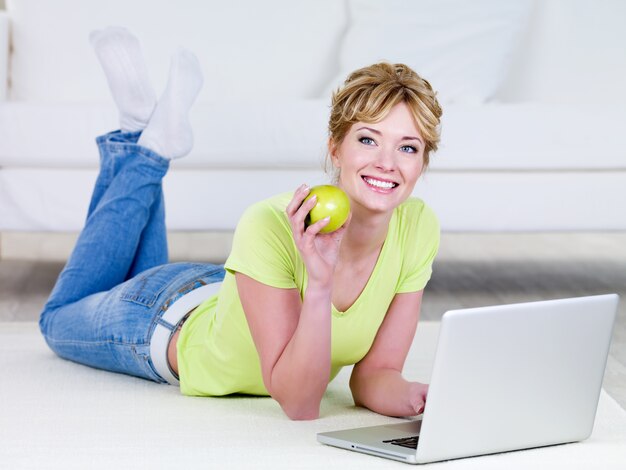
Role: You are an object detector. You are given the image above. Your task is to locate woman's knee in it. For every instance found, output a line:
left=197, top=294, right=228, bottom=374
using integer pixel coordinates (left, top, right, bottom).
left=38, top=305, right=55, bottom=338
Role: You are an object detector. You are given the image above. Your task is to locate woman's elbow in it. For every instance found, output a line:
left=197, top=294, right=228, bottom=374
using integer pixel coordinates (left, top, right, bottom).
left=273, top=390, right=322, bottom=420
left=283, top=404, right=320, bottom=421
left=266, top=374, right=324, bottom=420
left=349, top=370, right=372, bottom=408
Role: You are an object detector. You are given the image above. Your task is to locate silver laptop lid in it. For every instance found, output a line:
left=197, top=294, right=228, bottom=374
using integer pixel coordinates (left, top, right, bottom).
left=416, top=294, right=618, bottom=463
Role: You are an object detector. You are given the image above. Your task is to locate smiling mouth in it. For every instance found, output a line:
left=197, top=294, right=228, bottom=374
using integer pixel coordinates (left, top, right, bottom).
left=362, top=176, right=399, bottom=190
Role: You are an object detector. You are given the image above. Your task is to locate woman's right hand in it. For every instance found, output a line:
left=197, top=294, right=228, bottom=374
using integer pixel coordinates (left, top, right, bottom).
left=286, top=184, right=350, bottom=288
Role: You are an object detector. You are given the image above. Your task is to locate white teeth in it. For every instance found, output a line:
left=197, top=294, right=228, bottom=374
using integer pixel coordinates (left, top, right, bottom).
left=364, top=177, right=396, bottom=189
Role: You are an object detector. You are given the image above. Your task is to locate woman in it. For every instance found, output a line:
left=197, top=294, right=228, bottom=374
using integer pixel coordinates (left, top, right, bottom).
left=39, top=27, right=443, bottom=421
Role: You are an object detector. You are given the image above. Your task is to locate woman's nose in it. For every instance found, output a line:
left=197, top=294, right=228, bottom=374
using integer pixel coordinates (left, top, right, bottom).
left=375, top=148, right=396, bottom=172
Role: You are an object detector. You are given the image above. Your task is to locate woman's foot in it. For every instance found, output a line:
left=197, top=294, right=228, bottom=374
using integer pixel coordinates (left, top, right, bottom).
left=138, top=48, right=204, bottom=160
left=90, top=26, right=157, bottom=132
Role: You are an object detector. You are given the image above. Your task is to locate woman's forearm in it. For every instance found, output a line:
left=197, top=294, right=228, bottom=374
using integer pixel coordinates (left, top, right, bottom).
left=350, top=368, right=425, bottom=418
left=269, top=283, right=333, bottom=420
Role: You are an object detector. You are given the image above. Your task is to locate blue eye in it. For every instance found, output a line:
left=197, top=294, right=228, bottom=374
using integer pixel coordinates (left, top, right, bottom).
left=359, top=137, right=375, bottom=146
left=400, top=145, right=417, bottom=153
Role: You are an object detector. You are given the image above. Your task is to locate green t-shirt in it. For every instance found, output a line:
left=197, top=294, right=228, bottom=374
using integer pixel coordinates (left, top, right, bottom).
left=177, top=192, right=439, bottom=397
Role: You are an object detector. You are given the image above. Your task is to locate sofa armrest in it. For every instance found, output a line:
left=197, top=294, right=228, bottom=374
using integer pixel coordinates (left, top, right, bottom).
left=0, top=11, right=8, bottom=101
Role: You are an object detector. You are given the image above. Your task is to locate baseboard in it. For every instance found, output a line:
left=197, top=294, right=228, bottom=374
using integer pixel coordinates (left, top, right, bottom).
left=0, top=231, right=235, bottom=263
left=3, top=231, right=626, bottom=263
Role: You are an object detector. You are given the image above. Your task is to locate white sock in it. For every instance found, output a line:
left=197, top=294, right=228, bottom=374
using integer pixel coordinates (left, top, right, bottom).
left=90, top=27, right=156, bottom=132
left=138, top=48, right=203, bottom=160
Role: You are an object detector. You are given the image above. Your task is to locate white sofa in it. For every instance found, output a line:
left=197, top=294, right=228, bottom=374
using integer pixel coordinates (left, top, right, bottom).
left=1, top=0, right=625, bottom=233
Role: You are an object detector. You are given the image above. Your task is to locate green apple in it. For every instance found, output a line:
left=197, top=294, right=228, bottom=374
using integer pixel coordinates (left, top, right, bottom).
left=304, top=185, right=350, bottom=233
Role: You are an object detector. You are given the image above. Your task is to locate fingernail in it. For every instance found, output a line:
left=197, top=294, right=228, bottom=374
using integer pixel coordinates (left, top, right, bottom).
left=302, top=184, right=310, bottom=192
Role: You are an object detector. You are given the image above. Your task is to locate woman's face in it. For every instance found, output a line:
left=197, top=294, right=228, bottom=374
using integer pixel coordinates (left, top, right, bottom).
left=331, top=102, right=426, bottom=217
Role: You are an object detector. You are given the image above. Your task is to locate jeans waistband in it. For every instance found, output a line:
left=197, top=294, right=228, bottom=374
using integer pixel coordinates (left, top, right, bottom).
left=149, top=282, right=222, bottom=385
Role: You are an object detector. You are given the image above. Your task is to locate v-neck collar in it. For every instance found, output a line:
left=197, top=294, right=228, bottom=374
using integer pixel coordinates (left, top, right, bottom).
left=331, top=208, right=397, bottom=316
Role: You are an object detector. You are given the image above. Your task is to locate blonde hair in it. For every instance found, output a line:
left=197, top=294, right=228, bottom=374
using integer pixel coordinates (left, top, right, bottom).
left=327, top=62, right=442, bottom=180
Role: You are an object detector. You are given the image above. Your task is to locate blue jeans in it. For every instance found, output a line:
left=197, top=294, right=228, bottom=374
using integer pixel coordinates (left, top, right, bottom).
left=39, top=130, right=225, bottom=383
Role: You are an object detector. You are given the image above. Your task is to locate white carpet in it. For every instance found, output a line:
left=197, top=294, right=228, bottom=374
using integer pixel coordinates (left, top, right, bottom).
left=1, top=322, right=625, bottom=469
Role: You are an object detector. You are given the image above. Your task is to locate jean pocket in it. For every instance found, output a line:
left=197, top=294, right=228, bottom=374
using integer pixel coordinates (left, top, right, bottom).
left=120, top=265, right=172, bottom=307
left=120, top=263, right=225, bottom=308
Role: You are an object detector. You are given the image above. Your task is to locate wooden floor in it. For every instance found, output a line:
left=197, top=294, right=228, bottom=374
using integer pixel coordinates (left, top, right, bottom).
left=2, top=232, right=625, bottom=409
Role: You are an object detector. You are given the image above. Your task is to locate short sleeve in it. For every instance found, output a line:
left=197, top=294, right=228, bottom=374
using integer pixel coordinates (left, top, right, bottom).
left=224, top=196, right=298, bottom=289
left=396, top=202, right=441, bottom=293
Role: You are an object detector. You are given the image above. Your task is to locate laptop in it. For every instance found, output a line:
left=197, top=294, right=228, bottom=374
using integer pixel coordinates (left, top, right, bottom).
left=317, top=294, right=619, bottom=464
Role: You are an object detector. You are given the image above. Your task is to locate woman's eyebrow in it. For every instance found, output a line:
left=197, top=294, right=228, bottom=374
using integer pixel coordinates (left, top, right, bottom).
left=356, top=126, right=382, bottom=135
left=402, top=136, right=424, bottom=144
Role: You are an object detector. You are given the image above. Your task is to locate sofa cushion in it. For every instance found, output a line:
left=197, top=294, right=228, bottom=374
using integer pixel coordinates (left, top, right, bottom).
left=2, top=167, right=625, bottom=231
left=0, top=100, right=331, bottom=168
left=1, top=101, right=624, bottom=171
left=6, top=0, right=348, bottom=102
left=497, top=0, right=626, bottom=105
left=0, top=11, right=8, bottom=100
left=433, top=103, right=626, bottom=171
left=324, top=0, right=532, bottom=104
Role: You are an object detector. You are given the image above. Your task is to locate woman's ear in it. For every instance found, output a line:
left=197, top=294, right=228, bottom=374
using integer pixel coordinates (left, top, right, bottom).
left=328, top=138, right=340, bottom=168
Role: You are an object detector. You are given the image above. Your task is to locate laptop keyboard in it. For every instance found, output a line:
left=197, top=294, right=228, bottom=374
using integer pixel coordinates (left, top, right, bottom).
left=383, top=436, right=419, bottom=449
